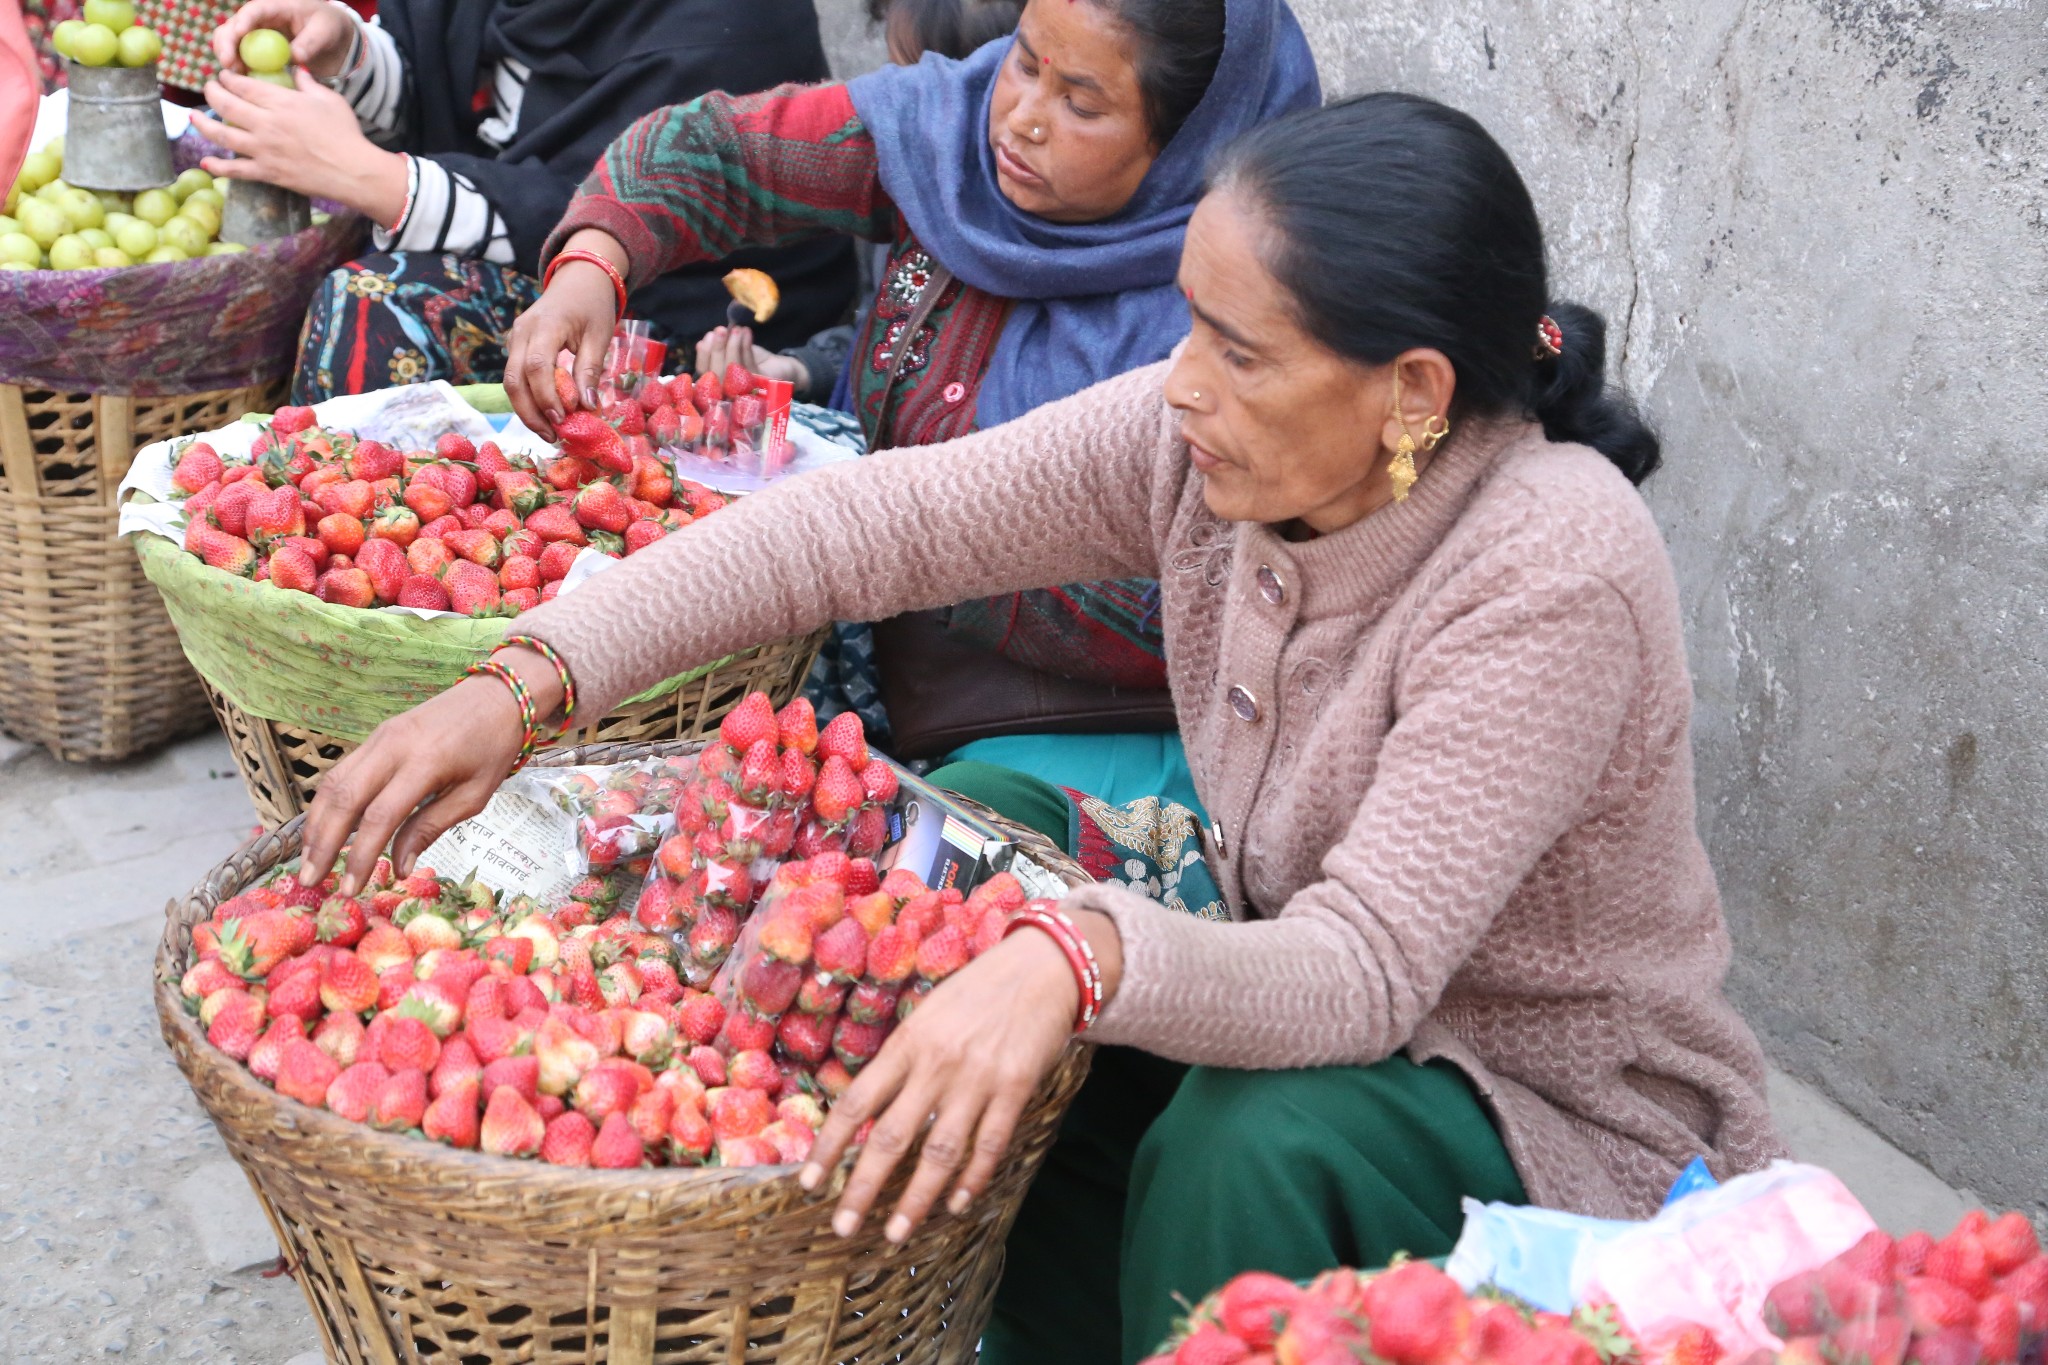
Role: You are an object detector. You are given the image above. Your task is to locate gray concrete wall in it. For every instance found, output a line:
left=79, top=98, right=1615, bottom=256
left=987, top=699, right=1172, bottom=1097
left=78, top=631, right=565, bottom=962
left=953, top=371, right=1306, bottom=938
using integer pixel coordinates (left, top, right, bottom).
left=813, top=0, right=2048, bottom=1215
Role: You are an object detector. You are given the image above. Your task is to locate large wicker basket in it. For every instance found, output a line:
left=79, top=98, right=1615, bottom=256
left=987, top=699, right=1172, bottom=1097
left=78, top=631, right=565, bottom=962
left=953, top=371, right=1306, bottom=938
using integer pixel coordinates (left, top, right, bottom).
left=156, top=739, right=1093, bottom=1365
left=0, top=380, right=286, bottom=762
left=204, top=631, right=827, bottom=827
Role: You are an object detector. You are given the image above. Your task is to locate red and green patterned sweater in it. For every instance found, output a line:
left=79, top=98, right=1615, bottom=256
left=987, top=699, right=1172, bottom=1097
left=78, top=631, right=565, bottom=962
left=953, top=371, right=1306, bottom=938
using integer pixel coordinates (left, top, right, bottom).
left=550, top=81, right=1168, bottom=691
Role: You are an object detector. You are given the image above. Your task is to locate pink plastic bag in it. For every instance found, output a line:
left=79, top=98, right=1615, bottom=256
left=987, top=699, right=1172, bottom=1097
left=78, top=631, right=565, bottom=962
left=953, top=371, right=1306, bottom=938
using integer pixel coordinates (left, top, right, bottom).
left=1573, top=1161, right=1879, bottom=1361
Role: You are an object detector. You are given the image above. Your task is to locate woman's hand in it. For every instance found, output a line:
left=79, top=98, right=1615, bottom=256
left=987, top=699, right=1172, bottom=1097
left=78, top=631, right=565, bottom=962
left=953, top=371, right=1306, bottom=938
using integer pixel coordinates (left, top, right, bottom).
left=695, top=325, right=808, bottom=393
left=193, top=71, right=407, bottom=223
left=210, top=0, right=355, bottom=80
left=505, top=229, right=628, bottom=440
left=798, top=925, right=1086, bottom=1244
left=298, top=650, right=563, bottom=894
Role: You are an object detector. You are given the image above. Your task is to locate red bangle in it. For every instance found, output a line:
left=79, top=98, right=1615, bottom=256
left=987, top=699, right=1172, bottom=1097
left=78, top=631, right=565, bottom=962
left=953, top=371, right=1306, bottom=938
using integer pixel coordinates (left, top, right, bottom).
left=1004, top=903, right=1104, bottom=1034
left=544, top=248, right=628, bottom=319
left=388, top=153, right=416, bottom=236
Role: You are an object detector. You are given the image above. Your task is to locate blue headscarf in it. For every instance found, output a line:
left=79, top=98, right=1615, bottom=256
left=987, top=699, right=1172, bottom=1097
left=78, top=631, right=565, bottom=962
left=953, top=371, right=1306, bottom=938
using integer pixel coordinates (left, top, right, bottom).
left=845, top=0, right=1321, bottom=430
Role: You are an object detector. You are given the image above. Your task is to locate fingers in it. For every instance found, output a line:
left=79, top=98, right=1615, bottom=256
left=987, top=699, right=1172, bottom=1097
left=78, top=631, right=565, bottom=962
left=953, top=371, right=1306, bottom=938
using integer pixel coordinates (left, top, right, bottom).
left=948, top=1089, right=1027, bottom=1216
left=573, top=318, right=609, bottom=411
left=216, top=69, right=284, bottom=112
left=507, top=313, right=566, bottom=439
left=693, top=328, right=720, bottom=378
left=884, top=1092, right=986, bottom=1244
left=389, top=771, right=495, bottom=877
left=341, top=760, right=444, bottom=895
left=297, top=727, right=402, bottom=889
left=832, top=1072, right=940, bottom=1239
left=202, top=78, right=263, bottom=129
left=802, top=1042, right=908, bottom=1195
left=188, top=112, right=253, bottom=157
left=199, top=155, right=261, bottom=181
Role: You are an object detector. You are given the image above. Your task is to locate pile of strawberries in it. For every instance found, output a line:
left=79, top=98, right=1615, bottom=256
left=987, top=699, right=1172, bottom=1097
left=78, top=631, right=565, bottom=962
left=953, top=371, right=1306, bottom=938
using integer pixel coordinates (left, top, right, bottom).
left=634, top=694, right=899, bottom=979
left=1145, top=1260, right=1635, bottom=1365
left=1762, top=1217, right=2048, bottom=1365
left=528, top=755, right=695, bottom=879
left=171, top=396, right=729, bottom=618
left=183, top=692, right=1029, bottom=1169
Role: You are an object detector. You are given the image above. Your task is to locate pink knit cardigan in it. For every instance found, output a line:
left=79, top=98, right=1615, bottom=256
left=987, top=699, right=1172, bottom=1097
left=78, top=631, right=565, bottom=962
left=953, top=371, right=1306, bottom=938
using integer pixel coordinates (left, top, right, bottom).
left=518, top=362, right=1784, bottom=1216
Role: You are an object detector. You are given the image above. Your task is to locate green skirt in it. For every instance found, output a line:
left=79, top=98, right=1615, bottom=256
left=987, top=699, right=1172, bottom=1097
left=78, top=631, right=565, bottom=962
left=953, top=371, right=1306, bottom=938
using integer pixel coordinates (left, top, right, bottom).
left=928, top=761, right=1528, bottom=1364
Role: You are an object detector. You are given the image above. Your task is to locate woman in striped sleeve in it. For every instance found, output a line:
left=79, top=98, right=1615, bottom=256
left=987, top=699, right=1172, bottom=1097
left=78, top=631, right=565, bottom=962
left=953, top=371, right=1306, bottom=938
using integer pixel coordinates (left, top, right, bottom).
left=193, top=0, right=856, bottom=402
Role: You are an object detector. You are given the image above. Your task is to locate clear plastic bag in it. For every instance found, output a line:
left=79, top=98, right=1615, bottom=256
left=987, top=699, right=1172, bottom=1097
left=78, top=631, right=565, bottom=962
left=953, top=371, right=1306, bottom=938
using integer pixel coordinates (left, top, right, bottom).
left=507, top=756, right=694, bottom=880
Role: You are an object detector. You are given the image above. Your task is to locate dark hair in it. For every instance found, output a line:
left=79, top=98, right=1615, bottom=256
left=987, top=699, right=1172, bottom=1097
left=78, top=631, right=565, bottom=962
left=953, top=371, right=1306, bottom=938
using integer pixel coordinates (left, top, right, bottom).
left=1094, top=0, right=1227, bottom=149
left=867, top=0, right=1024, bottom=62
left=1210, top=93, right=1661, bottom=483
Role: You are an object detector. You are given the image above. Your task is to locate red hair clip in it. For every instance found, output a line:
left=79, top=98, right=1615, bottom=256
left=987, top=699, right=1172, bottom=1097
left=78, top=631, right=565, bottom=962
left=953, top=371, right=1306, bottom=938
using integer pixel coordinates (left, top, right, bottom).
left=1534, top=315, right=1564, bottom=360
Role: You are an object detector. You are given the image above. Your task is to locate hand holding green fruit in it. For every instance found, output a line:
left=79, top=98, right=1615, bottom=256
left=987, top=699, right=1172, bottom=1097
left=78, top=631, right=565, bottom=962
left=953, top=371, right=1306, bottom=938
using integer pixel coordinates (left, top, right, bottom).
left=210, top=0, right=355, bottom=80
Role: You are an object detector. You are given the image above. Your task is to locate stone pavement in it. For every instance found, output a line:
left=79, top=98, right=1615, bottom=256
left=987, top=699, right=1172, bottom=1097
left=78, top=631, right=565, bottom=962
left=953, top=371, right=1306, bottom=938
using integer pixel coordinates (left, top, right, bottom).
left=0, top=728, right=1982, bottom=1363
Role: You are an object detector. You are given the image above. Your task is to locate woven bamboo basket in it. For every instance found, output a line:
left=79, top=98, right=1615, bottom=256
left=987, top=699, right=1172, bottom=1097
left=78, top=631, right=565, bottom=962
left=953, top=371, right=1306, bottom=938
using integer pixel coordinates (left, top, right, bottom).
left=156, top=738, right=1094, bottom=1365
left=204, top=631, right=827, bottom=828
left=0, top=380, right=286, bottom=762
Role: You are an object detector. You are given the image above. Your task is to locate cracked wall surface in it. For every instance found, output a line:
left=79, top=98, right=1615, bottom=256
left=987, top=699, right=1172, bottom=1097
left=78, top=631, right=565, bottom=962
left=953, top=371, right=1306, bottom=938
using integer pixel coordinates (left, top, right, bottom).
left=815, top=0, right=2048, bottom=1212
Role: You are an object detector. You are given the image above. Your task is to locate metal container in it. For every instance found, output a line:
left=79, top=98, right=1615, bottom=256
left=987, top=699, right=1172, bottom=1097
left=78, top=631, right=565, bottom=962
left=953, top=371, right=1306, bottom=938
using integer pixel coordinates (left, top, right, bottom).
left=221, top=179, right=311, bottom=246
left=61, top=61, right=176, bottom=193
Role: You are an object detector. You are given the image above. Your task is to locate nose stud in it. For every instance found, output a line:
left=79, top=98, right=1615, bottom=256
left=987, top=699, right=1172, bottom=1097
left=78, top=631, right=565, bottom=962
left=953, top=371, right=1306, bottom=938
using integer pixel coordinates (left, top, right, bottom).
left=1190, top=391, right=1201, bottom=400
left=1030, top=125, right=1043, bottom=139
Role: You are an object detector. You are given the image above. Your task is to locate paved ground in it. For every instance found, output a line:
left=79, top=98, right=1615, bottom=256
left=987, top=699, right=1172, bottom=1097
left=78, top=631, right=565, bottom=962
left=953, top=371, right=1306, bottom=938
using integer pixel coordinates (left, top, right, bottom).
left=0, top=728, right=1983, bottom=1363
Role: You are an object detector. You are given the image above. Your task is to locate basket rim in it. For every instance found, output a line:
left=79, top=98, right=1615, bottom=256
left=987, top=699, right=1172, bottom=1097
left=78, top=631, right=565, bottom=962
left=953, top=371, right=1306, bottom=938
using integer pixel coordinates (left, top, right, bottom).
left=155, top=737, right=1095, bottom=1218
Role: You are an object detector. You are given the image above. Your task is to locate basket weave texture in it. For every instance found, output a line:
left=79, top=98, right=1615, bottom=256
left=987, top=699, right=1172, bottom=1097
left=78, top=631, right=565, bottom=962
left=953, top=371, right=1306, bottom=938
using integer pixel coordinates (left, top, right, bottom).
left=156, top=739, right=1095, bottom=1365
left=0, top=380, right=288, bottom=761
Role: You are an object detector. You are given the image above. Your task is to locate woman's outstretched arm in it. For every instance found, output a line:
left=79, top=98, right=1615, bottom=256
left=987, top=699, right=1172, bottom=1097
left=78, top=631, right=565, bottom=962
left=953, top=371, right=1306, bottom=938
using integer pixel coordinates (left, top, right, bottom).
left=299, top=362, right=1175, bottom=891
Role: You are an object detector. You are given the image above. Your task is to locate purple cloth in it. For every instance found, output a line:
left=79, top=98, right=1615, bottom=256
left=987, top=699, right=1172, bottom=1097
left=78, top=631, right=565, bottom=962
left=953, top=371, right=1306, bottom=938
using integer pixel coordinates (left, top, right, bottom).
left=846, top=0, right=1320, bottom=430
left=0, top=130, right=364, bottom=392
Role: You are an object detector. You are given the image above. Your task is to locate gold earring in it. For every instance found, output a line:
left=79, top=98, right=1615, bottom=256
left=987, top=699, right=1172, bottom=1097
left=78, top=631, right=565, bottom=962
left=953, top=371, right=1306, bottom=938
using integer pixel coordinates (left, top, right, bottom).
left=1388, top=370, right=1419, bottom=503
left=1421, top=414, right=1451, bottom=452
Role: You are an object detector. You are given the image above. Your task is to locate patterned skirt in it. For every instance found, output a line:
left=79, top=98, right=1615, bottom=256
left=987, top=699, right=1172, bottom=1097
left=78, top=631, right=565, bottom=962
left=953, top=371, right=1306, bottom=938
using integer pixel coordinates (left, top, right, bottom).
left=292, top=251, right=541, bottom=404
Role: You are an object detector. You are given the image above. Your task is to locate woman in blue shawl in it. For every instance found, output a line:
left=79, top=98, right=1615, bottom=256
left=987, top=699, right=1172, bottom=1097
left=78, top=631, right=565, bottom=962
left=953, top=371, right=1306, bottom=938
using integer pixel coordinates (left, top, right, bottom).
left=505, top=0, right=1320, bottom=820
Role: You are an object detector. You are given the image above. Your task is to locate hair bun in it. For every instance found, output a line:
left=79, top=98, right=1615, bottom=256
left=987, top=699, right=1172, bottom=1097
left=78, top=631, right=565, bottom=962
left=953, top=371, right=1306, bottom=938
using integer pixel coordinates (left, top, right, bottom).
left=1531, top=302, right=1660, bottom=484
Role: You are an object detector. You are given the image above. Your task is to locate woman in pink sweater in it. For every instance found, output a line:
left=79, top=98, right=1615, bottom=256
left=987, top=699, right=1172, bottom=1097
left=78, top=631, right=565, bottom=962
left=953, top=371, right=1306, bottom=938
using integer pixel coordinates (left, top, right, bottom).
left=299, top=93, right=1782, bottom=1363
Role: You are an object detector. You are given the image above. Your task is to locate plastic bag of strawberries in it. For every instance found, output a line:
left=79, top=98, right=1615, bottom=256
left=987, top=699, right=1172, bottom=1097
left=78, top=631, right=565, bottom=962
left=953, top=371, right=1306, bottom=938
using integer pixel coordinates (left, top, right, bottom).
left=631, top=695, right=898, bottom=984
left=508, top=755, right=695, bottom=879
left=1144, top=1258, right=1639, bottom=1365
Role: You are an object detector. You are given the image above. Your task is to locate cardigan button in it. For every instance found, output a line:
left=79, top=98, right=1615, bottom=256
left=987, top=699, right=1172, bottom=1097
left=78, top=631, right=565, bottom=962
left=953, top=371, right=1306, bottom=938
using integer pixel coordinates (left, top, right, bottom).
left=1227, top=685, right=1261, bottom=723
left=1210, top=821, right=1228, bottom=857
left=941, top=381, right=967, bottom=405
left=1256, top=564, right=1286, bottom=605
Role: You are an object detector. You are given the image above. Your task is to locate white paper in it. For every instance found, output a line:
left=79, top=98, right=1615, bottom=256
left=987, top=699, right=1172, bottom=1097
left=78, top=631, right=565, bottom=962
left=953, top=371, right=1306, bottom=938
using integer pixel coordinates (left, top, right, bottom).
left=1008, top=853, right=1071, bottom=902
left=416, top=789, right=583, bottom=904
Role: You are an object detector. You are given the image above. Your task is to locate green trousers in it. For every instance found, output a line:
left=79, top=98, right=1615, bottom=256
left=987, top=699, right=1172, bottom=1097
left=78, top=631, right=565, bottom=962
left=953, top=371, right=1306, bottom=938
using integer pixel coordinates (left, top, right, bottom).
left=929, top=761, right=1528, bottom=1365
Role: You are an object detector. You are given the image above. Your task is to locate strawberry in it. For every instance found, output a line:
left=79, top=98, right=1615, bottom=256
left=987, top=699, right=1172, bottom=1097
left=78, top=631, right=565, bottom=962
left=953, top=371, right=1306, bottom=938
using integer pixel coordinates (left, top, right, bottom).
left=498, top=553, right=541, bottom=593
left=846, top=981, right=899, bottom=1026
left=757, top=912, right=814, bottom=968
left=557, top=411, right=631, bottom=473
left=217, top=909, right=313, bottom=979
left=781, top=751, right=817, bottom=801
left=395, top=574, right=452, bottom=611
left=846, top=804, right=889, bottom=856
left=368, top=1066, right=429, bottom=1130
left=319, top=952, right=379, bottom=1014
left=677, top=992, right=726, bottom=1046
left=326, top=1060, right=391, bottom=1123
left=434, top=431, right=476, bottom=465
left=275, top=1039, right=343, bottom=1108
left=727, top=1049, right=781, bottom=1092
left=590, top=1111, right=645, bottom=1168
left=795, top=974, right=848, bottom=1016
left=740, top=953, right=804, bottom=1017
left=314, top=895, right=368, bottom=947
left=812, top=1057, right=855, bottom=1100
left=312, top=1011, right=366, bottom=1067
left=623, top=519, right=667, bottom=555
left=1908, top=1331, right=1982, bottom=1365
left=845, top=858, right=881, bottom=898
left=602, top=399, right=645, bottom=435
left=668, top=1102, right=714, bottom=1164
left=193, top=525, right=258, bottom=577
left=914, top=925, right=970, bottom=983
left=444, top=527, right=502, bottom=569
left=813, top=918, right=869, bottom=982
left=205, top=989, right=267, bottom=1060
left=479, top=1087, right=545, bottom=1157
left=430, top=1034, right=483, bottom=1097
left=897, top=893, right=946, bottom=941
left=532, top=1110, right=594, bottom=1167
left=171, top=441, right=227, bottom=496
left=422, top=1078, right=482, bottom=1148
left=356, top=537, right=410, bottom=603
left=1908, top=1276, right=1981, bottom=1336
left=246, top=485, right=306, bottom=551
left=482, top=1054, right=542, bottom=1107
left=1662, top=1325, right=1722, bottom=1365
left=866, top=925, right=919, bottom=986
left=1172, top=1325, right=1253, bottom=1364
left=440, top=559, right=504, bottom=616
left=846, top=890, right=895, bottom=939
left=573, top=1061, right=645, bottom=1120
left=627, top=1085, right=676, bottom=1147
left=685, top=1044, right=728, bottom=1089
left=180, top=957, right=240, bottom=1003
left=811, top=755, right=864, bottom=825
left=1982, top=1214, right=2039, bottom=1275
left=1929, top=1235, right=1996, bottom=1298
left=571, top=480, right=632, bottom=534
left=526, top=502, right=588, bottom=545
left=406, top=537, right=454, bottom=577
left=264, top=966, right=323, bottom=1022
left=1977, top=1295, right=2021, bottom=1364
left=315, top=567, right=377, bottom=608
left=831, top=1015, right=891, bottom=1070
left=345, top=439, right=403, bottom=482
left=272, top=405, right=317, bottom=437
left=776, top=1009, right=834, bottom=1064
left=537, top=540, right=581, bottom=582
left=694, top=370, right=723, bottom=409
left=707, top=1086, right=775, bottom=1141
left=1218, top=1272, right=1302, bottom=1350
left=736, top=738, right=780, bottom=802
left=818, top=711, right=869, bottom=768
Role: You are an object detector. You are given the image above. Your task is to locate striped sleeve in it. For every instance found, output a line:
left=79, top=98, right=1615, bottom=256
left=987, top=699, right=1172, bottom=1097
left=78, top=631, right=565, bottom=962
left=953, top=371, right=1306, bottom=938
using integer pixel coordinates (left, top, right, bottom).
left=372, top=157, right=516, bottom=264
left=545, top=83, right=894, bottom=289
left=333, top=6, right=408, bottom=146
